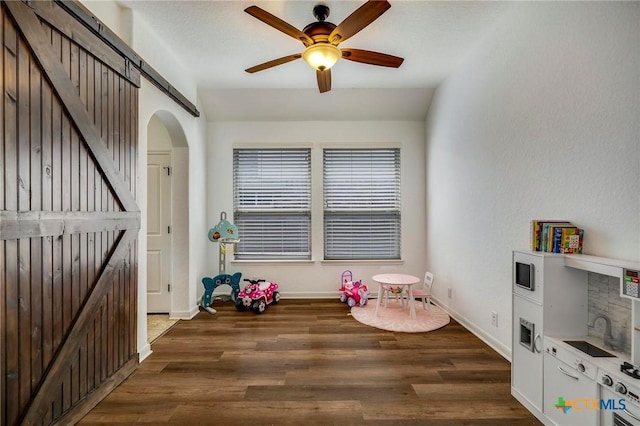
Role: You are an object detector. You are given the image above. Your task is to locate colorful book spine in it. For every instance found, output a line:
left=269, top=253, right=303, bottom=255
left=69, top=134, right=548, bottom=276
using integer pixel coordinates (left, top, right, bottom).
left=530, top=220, right=572, bottom=252
left=542, top=223, right=565, bottom=252
left=530, top=220, right=539, bottom=251
left=549, top=223, right=578, bottom=252
left=541, top=223, right=551, bottom=251
left=551, top=226, right=570, bottom=253
left=559, top=227, right=584, bottom=254
left=531, top=220, right=557, bottom=251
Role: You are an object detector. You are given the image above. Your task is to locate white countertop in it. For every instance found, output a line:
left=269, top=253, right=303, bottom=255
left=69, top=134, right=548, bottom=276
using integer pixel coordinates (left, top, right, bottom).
left=544, top=335, right=631, bottom=372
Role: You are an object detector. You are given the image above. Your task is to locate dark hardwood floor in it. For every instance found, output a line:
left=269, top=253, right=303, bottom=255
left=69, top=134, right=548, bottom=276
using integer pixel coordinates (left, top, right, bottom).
left=79, top=299, right=541, bottom=425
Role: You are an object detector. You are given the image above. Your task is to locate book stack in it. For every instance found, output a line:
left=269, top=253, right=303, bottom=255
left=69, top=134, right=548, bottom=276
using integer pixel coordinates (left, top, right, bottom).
left=530, top=220, right=584, bottom=253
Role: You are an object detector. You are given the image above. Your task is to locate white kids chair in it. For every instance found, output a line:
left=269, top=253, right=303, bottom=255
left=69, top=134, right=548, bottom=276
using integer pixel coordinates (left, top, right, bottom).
left=410, top=272, right=434, bottom=312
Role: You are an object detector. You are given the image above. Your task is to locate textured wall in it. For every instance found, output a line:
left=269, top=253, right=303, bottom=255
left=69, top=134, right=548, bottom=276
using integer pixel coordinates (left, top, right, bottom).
left=426, top=2, right=640, bottom=357
left=207, top=120, right=427, bottom=297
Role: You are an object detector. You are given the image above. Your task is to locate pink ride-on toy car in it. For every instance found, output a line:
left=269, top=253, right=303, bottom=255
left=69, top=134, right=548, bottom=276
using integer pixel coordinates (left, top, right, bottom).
left=235, top=278, right=280, bottom=314
left=339, top=270, right=369, bottom=307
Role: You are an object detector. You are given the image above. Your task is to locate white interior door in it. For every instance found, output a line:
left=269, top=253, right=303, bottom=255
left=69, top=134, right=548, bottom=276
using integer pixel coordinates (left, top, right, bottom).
left=147, top=153, right=172, bottom=313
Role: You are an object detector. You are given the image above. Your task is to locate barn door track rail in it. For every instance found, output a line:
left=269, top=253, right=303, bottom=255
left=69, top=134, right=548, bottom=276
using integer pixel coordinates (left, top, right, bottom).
left=55, top=0, right=200, bottom=118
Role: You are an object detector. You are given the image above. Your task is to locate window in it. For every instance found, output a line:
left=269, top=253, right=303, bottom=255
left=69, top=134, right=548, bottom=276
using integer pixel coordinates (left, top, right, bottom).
left=323, top=148, right=401, bottom=260
left=233, top=149, right=311, bottom=260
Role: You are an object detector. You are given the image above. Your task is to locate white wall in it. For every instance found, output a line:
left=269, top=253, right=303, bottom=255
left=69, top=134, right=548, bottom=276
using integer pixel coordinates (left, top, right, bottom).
left=206, top=121, right=426, bottom=298
left=138, top=87, right=208, bottom=324
left=77, top=0, right=130, bottom=43
left=81, top=1, right=210, bottom=360
left=148, top=115, right=172, bottom=150
left=134, top=64, right=208, bottom=345
left=425, top=2, right=640, bottom=358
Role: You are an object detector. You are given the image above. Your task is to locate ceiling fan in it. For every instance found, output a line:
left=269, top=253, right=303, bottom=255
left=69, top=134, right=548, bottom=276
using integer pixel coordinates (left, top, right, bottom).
left=244, top=0, right=404, bottom=93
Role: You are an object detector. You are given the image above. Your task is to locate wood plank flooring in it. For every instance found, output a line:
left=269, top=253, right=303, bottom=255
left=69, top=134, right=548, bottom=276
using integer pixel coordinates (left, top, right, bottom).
left=79, top=299, right=541, bottom=425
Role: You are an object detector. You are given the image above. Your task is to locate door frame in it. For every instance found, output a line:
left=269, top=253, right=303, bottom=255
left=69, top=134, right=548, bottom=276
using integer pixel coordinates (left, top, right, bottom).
left=145, top=111, right=190, bottom=320
left=147, top=150, right=173, bottom=313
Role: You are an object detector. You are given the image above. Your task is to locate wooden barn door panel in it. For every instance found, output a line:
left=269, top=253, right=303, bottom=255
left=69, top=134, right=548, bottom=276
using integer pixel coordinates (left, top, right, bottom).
left=1, top=1, right=140, bottom=425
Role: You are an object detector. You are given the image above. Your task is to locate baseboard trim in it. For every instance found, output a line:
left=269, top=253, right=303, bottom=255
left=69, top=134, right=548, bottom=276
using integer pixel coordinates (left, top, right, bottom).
left=432, top=296, right=512, bottom=362
left=171, top=305, right=200, bottom=320
left=279, top=292, right=387, bottom=299
left=280, top=292, right=343, bottom=299
left=138, top=343, right=152, bottom=362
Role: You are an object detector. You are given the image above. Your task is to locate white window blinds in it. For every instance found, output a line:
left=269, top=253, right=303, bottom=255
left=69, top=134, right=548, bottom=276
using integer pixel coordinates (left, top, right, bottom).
left=233, top=149, right=311, bottom=260
left=323, top=148, right=401, bottom=260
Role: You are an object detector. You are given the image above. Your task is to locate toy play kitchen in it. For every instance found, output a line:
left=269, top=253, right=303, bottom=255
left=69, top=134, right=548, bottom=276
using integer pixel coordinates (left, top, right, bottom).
left=512, top=250, right=640, bottom=425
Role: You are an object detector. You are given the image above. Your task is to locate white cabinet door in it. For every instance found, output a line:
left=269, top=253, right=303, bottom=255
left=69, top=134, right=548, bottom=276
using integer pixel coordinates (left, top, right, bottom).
left=544, top=353, right=598, bottom=426
left=512, top=294, right=544, bottom=412
left=147, top=153, right=172, bottom=313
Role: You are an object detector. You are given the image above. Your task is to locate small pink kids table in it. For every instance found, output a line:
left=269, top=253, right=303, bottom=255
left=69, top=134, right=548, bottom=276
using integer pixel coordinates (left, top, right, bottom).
left=372, top=274, right=421, bottom=320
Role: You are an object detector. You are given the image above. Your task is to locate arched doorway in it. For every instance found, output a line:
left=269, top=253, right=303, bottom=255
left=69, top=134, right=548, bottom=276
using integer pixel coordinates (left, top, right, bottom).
left=146, top=112, right=189, bottom=316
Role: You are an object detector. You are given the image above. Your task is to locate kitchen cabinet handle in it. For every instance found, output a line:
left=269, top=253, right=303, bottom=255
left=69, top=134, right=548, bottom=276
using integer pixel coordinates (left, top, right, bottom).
left=623, top=409, right=640, bottom=422
left=533, top=334, right=542, bottom=353
left=557, top=366, right=579, bottom=380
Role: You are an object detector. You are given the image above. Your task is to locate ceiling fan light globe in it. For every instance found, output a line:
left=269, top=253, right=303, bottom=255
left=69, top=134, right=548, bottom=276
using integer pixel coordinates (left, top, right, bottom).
left=302, top=43, right=341, bottom=71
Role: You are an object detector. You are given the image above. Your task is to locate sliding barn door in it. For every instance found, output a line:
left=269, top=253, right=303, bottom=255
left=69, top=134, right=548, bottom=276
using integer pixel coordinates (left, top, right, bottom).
left=0, top=1, right=140, bottom=424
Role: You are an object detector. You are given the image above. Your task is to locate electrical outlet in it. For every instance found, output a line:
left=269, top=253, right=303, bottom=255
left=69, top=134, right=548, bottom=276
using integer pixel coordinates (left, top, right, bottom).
left=447, top=288, right=452, bottom=299
left=491, top=312, right=498, bottom=327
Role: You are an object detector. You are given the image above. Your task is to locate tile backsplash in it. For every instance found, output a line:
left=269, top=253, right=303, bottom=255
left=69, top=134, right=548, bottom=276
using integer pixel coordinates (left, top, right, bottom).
left=588, top=272, right=631, bottom=355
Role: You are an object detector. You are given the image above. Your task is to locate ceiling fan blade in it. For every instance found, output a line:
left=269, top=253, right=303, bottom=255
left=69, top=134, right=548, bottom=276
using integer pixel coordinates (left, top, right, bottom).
left=245, top=6, right=314, bottom=46
left=317, top=69, right=331, bottom=93
left=245, top=54, right=302, bottom=73
left=341, top=48, right=404, bottom=68
left=328, top=0, right=391, bottom=45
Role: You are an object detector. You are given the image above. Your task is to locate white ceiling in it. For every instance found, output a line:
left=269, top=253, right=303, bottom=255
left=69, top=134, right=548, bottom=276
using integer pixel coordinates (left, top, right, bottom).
left=117, top=1, right=514, bottom=121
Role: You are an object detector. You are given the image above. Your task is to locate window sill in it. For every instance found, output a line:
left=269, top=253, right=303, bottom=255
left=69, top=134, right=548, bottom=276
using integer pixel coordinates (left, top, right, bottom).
left=230, top=259, right=404, bottom=265
left=230, top=260, right=315, bottom=266
left=320, top=259, right=404, bottom=265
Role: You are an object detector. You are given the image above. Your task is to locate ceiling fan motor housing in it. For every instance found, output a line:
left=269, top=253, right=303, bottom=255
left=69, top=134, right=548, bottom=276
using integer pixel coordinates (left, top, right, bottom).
left=303, top=4, right=336, bottom=43
left=303, top=21, right=336, bottom=43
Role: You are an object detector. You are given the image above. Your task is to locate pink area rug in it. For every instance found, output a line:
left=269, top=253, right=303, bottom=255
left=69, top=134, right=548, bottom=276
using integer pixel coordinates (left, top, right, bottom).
left=350, top=299, right=450, bottom=333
